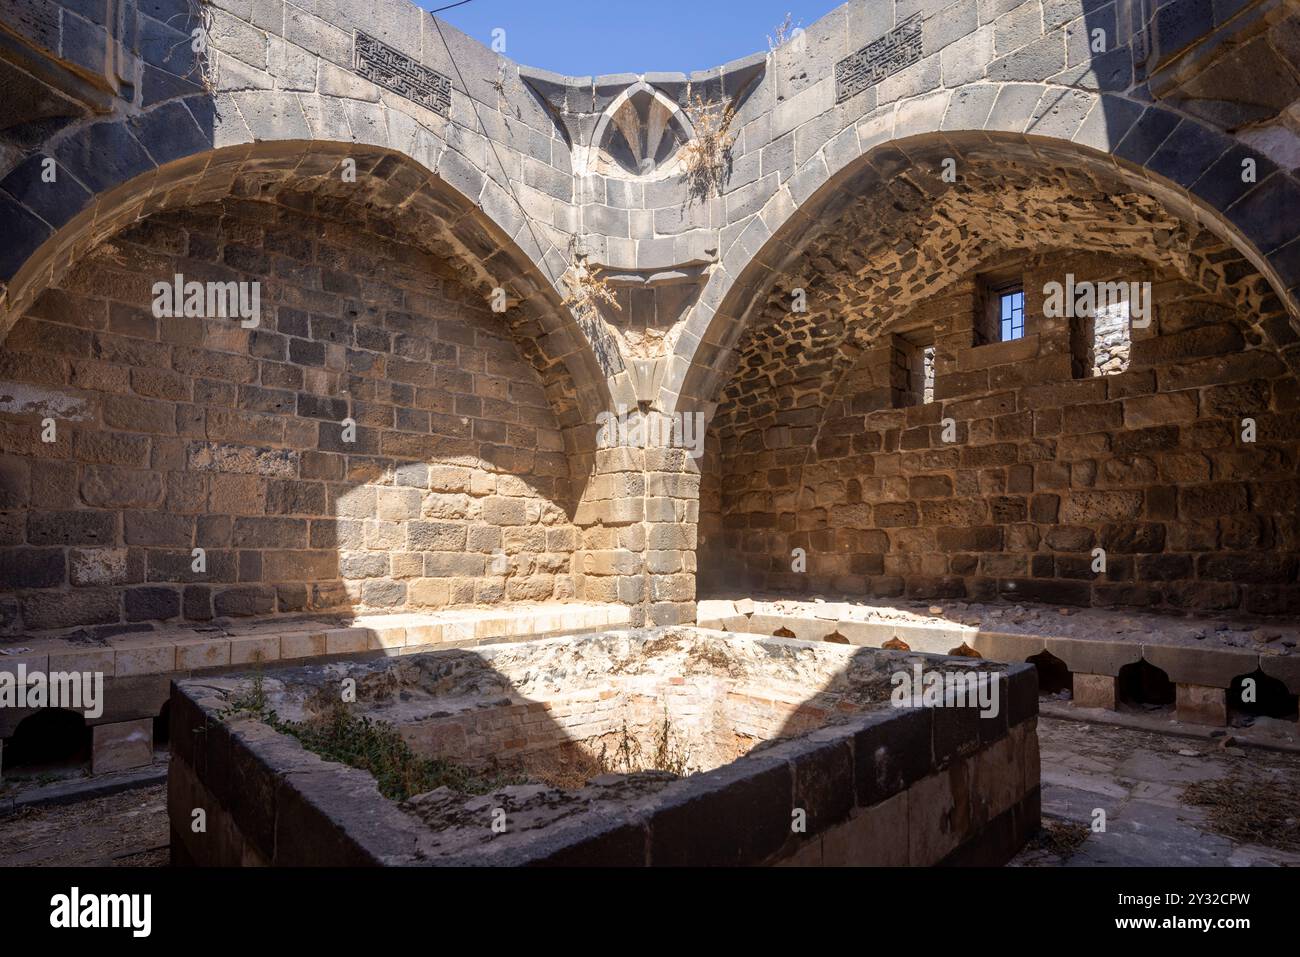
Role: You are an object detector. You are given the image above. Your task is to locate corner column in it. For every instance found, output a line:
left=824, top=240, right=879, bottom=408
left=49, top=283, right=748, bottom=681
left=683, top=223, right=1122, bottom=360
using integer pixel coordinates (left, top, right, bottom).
left=574, top=444, right=699, bottom=627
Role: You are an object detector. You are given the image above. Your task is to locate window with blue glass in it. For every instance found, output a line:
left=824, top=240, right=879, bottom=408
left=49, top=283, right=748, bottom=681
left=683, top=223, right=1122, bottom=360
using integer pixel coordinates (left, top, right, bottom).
left=999, top=289, right=1025, bottom=341
left=976, top=272, right=1028, bottom=346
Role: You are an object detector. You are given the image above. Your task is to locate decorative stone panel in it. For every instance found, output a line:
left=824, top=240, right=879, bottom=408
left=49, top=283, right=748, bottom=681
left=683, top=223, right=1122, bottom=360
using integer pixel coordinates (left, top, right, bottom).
left=834, top=14, right=923, bottom=103
left=354, top=31, right=452, bottom=117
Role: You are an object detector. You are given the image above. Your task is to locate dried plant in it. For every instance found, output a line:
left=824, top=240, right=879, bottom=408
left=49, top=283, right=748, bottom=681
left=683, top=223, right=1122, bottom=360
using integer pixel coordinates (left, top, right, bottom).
left=590, top=710, right=693, bottom=778
left=562, top=256, right=620, bottom=321
left=1183, top=777, right=1300, bottom=851
left=768, top=13, right=801, bottom=51
left=1024, top=819, right=1090, bottom=859
left=650, top=706, right=692, bottom=776
left=166, top=0, right=216, bottom=95
left=488, top=63, right=518, bottom=122
left=519, top=746, right=606, bottom=790
left=680, top=92, right=736, bottom=200
left=613, top=722, right=644, bottom=774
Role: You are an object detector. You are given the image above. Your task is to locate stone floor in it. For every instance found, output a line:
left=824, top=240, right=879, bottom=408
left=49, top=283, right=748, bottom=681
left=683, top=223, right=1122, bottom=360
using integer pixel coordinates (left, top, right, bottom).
left=1012, top=716, right=1300, bottom=867
left=2, top=711, right=1296, bottom=866
left=0, top=784, right=168, bottom=866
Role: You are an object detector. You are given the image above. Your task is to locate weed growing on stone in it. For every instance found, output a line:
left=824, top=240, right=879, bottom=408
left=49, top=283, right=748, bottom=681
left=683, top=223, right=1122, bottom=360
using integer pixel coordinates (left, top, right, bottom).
left=601, top=718, right=642, bottom=774
left=217, top=662, right=270, bottom=721
left=562, top=256, right=620, bottom=322
left=513, top=712, right=694, bottom=788
left=592, top=709, right=693, bottom=778
left=217, top=667, right=695, bottom=797
left=767, top=13, right=801, bottom=51
left=275, top=701, right=525, bottom=802
left=518, top=746, right=607, bottom=790
left=215, top=665, right=522, bottom=801
left=1024, top=819, right=1090, bottom=860
left=681, top=93, right=735, bottom=200
left=165, top=0, right=216, bottom=96
left=651, top=706, right=692, bottom=776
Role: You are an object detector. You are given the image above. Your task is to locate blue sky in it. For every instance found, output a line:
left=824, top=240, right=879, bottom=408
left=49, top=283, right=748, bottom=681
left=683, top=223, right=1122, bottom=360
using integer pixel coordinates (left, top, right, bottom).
left=420, top=0, right=841, bottom=75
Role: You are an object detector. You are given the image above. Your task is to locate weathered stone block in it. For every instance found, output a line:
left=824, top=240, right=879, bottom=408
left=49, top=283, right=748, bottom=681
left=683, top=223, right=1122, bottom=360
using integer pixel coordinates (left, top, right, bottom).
left=92, top=718, right=154, bottom=775
left=1072, top=672, right=1118, bottom=710
left=1176, top=683, right=1227, bottom=726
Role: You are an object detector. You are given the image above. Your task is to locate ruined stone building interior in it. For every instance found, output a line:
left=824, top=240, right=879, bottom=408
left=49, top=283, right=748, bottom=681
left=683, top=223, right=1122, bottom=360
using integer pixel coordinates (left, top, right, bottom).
left=0, top=0, right=1298, bottom=892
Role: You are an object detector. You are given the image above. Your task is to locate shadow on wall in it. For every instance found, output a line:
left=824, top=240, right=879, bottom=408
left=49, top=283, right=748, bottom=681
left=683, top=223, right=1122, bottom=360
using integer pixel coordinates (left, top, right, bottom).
left=0, top=148, right=603, bottom=636
left=0, top=0, right=653, bottom=637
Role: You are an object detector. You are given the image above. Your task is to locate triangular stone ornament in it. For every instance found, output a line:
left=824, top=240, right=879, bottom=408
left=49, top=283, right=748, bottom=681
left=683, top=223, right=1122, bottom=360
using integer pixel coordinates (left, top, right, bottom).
left=629, top=357, right=667, bottom=404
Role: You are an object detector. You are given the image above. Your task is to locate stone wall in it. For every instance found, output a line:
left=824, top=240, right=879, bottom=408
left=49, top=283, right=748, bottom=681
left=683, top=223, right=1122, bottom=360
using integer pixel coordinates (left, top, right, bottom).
left=0, top=0, right=1298, bottom=633
left=167, top=630, right=1041, bottom=866
left=0, top=193, right=578, bottom=635
left=706, top=246, right=1300, bottom=615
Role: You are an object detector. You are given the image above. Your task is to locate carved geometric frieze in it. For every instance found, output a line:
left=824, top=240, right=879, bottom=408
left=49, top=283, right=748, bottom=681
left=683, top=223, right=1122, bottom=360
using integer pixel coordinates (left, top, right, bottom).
left=354, top=31, right=451, bottom=117
left=834, top=13, right=923, bottom=103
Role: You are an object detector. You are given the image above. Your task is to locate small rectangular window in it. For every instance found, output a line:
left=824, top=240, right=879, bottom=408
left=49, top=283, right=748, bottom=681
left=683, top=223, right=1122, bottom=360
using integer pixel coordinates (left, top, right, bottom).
left=999, top=289, right=1025, bottom=341
left=976, top=270, right=1026, bottom=345
left=1088, top=296, right=1131, bottom=377
left=891, top=332, right=935, bottom=407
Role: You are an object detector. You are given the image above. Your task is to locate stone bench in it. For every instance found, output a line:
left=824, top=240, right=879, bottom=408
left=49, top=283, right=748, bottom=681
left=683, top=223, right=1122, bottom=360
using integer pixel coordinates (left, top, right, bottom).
left=698, top=598, right=1300, bottom=728
left=0, top=602, right=631, bottom=778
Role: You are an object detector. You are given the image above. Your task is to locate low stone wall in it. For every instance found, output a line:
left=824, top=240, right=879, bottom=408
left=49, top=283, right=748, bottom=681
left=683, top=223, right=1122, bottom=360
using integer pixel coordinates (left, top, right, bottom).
left=700, top=596, right=1300, bottom=728
left=0, top=602, right=630, bottom=777
left=168, top=628, right=1039, bottom=866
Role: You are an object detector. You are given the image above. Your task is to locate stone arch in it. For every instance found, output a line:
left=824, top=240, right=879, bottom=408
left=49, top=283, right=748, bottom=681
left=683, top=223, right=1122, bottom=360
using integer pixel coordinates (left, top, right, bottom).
left=668, top=91, right=1300, bottom=416
left=0, top=135, right=608, bottom=630
left=2, top=708, right=92, bottom=772
left=0, top=88, right=610, bottom=421
left=697, top=113, right=1300, bottom=613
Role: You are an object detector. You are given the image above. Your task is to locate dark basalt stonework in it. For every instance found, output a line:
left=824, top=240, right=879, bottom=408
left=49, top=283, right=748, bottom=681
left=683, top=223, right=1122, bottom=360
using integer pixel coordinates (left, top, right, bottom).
left=167, top=628, right=1041, bottom=866
left=354, top=32, right=452, bottom=117
left=834, top=14, right=923, bottom=104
